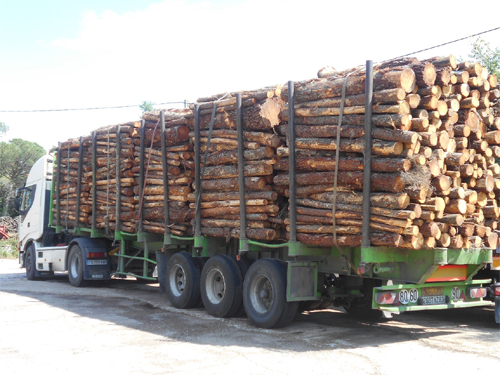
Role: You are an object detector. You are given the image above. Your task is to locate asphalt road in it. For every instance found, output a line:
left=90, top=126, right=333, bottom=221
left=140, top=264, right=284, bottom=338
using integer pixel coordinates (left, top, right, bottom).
left=1, top=259, right=499, bottom=375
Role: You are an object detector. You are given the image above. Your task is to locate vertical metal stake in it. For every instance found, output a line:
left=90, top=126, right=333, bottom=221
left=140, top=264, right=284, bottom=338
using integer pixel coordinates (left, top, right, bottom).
left=161, top=110, right=171, bottom=246
left=194, top=104, right=202, bottom=240
left=115, top=126, right=122, bottom=235
left=236, top=94, right=248, bottom=253
left=55, top=143, right=62, bottom=230
left=138, top=121, right=145, bottom=234
left=75, top=137, right=83, bottom=230
left=91, top=132, right=97, bottom=234
left=288, top=81, right=297, bottom=243
left=362, top=60, right=373, bottom=248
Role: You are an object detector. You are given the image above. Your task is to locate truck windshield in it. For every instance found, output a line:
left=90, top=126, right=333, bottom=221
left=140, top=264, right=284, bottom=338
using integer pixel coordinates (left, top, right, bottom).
left=19, top=185, right=36, bottom=215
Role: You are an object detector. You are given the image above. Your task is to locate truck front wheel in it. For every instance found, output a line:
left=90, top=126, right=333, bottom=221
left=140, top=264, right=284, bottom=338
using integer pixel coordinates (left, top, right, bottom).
left=166, top=252, right=201, bottom=309
left=243, top=259, right=298, bottom=329
left=68, top=245, right=89, bottom=287
left=25, top=244, right=37, bottom=281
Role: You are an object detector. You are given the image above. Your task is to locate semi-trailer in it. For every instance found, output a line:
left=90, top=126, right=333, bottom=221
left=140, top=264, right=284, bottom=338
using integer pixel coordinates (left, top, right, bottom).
left=16, top=60, right=500, bottom=328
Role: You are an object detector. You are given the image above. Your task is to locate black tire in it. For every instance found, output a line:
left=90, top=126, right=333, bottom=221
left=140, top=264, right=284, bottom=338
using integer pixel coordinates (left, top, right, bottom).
left=25, top=244, right=37, bottom=281
left=200, top=255, right=243, bottom=318
left=68, top=245, right=90, bottom=287
left=243, top=259, right=298, bottom=329
left=166, top=252, right=201, bottom=309
left=344, top=278, right=384, bottom=320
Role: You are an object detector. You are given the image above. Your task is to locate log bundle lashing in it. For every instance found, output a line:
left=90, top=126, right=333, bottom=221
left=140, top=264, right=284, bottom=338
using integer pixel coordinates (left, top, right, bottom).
left=51, top=55, right=500, bottom=251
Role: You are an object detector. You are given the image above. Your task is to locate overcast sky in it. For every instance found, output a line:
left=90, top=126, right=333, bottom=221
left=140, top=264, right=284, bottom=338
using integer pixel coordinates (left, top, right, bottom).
left=1, top=0, right=500, bottom=151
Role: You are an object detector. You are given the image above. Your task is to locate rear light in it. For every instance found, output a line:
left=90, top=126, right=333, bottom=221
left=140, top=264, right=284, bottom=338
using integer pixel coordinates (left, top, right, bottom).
left=467, top=287, right=487, bottom=299
left=495, top=286, right=500, bottom=297
left=374, top=292, right=399, bottom=305
left=87, top=252, right=107, bottom=259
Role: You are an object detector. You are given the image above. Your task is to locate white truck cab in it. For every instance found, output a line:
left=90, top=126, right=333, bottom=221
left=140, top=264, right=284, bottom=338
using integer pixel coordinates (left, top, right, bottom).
left=17, top=155, right=53, bottom=249
left=18, top=154, right=111, bottom=285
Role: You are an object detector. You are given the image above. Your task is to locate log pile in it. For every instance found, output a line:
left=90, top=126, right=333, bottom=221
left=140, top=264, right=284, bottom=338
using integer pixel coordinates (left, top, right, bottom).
left=274, top=56, right=500, bottom=249
left=53, top=137, right=92, bottom=228
left=92, top=123, right=138, bottom=233
left=185, top=91, right=284, bottom=241
left=136, top=109, right=194, bottom=236
left=51, top=55, right=500, bottom=251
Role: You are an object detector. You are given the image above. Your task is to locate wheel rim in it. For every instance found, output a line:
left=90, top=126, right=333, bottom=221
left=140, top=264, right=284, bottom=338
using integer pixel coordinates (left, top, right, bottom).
left=169, top=264, right=186, bottom=297
left=205, top=267, right=226, bottom=305
left=249, top=273, right=273, bottom=314
left=70, top=253, right=80, bottom=279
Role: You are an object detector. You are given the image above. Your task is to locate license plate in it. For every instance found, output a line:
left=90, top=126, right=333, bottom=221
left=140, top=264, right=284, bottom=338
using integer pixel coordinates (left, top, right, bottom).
left=422, top=286, right=444, bottom=297
left=86, top=260, right=107, bottom=266
left=421, top=295, right=446, bottom=305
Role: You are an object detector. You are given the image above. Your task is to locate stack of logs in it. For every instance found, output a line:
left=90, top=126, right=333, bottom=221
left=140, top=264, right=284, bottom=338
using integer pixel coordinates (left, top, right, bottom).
left=136, top=109, right=195, bottom=237
left=53, top=123, right=140, bottom=233
left=92, top=123, right=138, bottom=233
left=54, top=138, right=92, bottom=228
left=273, top=56, right=500, bottom=250
left=184, top=91, right=284, bottom=241
left=52, top=55, right=500, bottom=251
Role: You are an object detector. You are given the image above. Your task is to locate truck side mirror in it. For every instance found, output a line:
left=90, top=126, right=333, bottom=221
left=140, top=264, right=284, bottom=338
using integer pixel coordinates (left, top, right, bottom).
left=14, top=196, right=21, bottom=213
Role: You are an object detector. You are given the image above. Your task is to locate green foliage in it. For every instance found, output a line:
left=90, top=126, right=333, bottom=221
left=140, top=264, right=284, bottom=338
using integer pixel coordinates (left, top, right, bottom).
left=0, top=237, right=18, bottom=259
left=139, top=100, right=155, bottom=113
left=0, top=182, right=17, bottom=217
left=468, top=38, right=500, bottom=77
left=0, top=138, right=46, bottom=187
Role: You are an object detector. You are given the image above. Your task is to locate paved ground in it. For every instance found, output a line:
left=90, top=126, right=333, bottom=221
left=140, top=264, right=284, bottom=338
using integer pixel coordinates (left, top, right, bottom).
left=1, top=259, right=499, bottom=375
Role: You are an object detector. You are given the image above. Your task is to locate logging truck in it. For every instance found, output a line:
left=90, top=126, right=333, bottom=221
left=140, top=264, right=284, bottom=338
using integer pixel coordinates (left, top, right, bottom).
left=16, top=59, right=500, bottom=328
left=16, top=135, right=500, bottom=328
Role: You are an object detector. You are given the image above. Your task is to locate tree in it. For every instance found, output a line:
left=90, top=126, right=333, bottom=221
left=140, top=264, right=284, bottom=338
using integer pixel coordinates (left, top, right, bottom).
left=0, top=139, right=45, bottom=187
left=0, top=139, right=45, bottom=216
left=468, top=38, right=500, bottom=78
left=139, top=101, right=155, bottom=113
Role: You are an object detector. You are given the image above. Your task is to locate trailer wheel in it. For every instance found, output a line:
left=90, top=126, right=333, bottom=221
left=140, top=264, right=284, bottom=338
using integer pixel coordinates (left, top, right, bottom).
left=243, top=259, right=298, bottom=329
left=68, top=245, right=89, bottom=287
left=166, top=252, right=201, bottom=309
left=25, top=244, right=37, bottom=281
left=344, top=278, right=384, bottom=320
left=201, top=255, right=243, bottom=318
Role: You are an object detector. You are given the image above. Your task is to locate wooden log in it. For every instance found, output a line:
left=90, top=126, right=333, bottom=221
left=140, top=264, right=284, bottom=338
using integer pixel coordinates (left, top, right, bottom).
left=273, top=156, right=412, bottom=173
left=277, top=124, right=419, bottom=144
left=291, top=102, right=411, bottom=117
left=308, top=191, right=410, bottom=210
left=280, top=68, right=416, bottom=103
left=199, top=177, right=267, bottom=191
left=292, top=232, right=403, bottom=248
left=200, top=219, right=269, bottom=229
left=294, top=138, right=403, bottom=156
left=201, top=227, right=277, bottom=241
left=200, top=205, right=279, bottom=218
left=274, top=171, right=406, bottom=193
left=200, top=164, right=273, bottom=180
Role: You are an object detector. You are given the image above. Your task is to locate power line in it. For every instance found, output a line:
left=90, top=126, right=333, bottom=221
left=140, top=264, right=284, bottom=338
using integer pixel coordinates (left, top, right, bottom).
left=0, top=101, right=187, bottom=113
left=393, top=26, right=500, bottom=60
